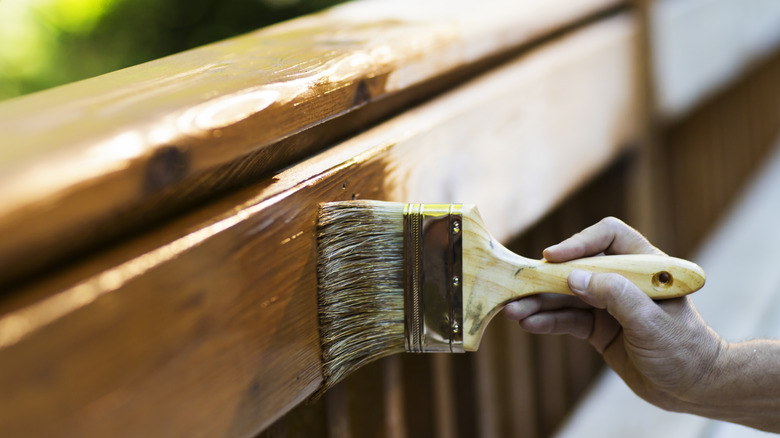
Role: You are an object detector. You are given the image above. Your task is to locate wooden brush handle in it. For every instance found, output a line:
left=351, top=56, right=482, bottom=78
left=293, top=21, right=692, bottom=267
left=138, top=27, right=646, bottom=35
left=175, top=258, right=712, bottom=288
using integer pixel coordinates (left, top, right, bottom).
left=460, top=205, right=705, bottom=351
left=462, top=251, right=706, bottom=351
left=523, top=254, right=706, bottom=299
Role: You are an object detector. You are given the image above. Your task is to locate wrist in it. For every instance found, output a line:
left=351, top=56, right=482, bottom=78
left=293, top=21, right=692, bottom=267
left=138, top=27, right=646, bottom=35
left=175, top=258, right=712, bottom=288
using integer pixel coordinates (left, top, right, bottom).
left=675, top=339, right=780, bottom=432
left=684, top=336, right=729, bottom=405
left=655, top=331, right=727, bottom=414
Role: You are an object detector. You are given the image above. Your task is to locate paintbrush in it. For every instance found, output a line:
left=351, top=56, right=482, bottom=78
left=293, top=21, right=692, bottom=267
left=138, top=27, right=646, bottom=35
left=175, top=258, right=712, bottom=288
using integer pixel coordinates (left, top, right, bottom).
left=316, top=201, right=705, bottom=391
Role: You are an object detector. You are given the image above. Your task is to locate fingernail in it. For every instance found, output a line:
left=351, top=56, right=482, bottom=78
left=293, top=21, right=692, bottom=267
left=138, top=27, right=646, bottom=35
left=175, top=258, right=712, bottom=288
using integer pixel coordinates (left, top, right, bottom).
left=504, top=301, right=520, bottom=316
left=569, top=269, right=592, bottom=293
left=544, top=243, right=560, bottom=253
left=503, top=301, right=526, bottom=319
left=504, top=299, right=536, bottom=320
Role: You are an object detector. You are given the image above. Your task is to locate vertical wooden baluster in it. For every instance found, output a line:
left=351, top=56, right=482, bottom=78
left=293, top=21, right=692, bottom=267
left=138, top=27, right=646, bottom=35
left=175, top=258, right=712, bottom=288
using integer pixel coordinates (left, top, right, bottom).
left=383, top=356, right=406, bottom=438
left=527, top=219, right=570, bottom=437
left=326, top=383, right=351, bottom=438
left=500, top=231, right=544, bottom=438
left=450, top=354, right=479, bottom=437
left=279, top=392, right=329, bottom=438
left=402, top=355, right=435, bottom=438
left=565, top=336, right=599, bottom=403
left=488, top=317, right=513, bottom=438
left=498, top=316, right=539, bottom=438
left=431, top=355, right=457, bottom=438
left=345, top=361, right=387, bottom=438
left=473, top=315, right=500, bottom=438
left=257, top=416, right=288, bottom=438
left=533, top=335, right=569, bottom=437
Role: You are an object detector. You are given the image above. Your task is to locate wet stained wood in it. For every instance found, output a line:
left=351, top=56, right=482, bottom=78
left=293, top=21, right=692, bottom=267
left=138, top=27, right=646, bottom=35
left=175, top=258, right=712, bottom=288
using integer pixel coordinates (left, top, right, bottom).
left=0, top=15, right=639, bottom=438
left=501, top=319, right=540, bottom=438
left=472, top=335, right=498, bottom=437
left=401, top=354, right=436, bottom=438
left=536, top=336, right=571, bottom=436
left=322, top=355, right=407, bottom=438
left=381, top=356, right=406, bottom=438
left=0, top=138, right=391, bottom=438
left=431, top=355, right=459, bottom=438
left=450, top=355, right=480, bottom=438
left=0, top=0, right=621, bottom=288
left=344, top=358, right=387, bottom=437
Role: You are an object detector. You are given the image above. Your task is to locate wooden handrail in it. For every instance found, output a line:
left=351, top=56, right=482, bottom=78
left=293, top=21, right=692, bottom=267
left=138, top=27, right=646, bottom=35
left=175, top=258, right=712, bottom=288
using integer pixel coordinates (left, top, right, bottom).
left=0, top=0, right=619, bottom=289
left=4, top=0, right=780, bottom=436
left=0, top=12, right=638, bottom=437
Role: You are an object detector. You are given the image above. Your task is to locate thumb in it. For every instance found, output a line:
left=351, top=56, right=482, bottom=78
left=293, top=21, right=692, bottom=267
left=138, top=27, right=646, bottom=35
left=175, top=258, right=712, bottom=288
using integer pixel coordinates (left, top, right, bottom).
left=568, top=269, right=658, bottom=332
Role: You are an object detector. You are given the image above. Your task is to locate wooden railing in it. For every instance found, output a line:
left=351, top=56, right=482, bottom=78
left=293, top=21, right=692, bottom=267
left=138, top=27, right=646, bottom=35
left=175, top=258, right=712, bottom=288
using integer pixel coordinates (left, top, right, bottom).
left=1, top=1, right=780, bottom=437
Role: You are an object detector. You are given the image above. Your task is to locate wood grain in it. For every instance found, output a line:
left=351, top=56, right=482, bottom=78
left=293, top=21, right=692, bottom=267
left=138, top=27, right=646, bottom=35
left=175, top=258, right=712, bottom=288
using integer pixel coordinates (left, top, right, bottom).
left=401, top=354, right=436, bottom=438
left=0, top=15, right=639, bottom=437
left=0, top=0, right=621, bottom=288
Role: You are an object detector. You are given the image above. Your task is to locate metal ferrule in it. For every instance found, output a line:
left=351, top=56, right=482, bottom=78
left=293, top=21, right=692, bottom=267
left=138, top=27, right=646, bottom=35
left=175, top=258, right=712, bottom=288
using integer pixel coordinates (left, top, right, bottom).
left=403, top=203, right=464, bottom=353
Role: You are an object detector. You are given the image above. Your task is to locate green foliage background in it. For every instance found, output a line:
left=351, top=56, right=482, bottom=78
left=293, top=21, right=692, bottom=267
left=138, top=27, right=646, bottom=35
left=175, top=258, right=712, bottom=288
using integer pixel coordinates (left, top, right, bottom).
left=0, top=0, right=346, bottom=102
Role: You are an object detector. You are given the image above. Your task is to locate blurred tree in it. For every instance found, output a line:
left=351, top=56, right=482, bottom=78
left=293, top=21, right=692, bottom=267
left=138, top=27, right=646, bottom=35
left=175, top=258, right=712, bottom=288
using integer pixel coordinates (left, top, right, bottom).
left=0, top=0, right=346, bottom=101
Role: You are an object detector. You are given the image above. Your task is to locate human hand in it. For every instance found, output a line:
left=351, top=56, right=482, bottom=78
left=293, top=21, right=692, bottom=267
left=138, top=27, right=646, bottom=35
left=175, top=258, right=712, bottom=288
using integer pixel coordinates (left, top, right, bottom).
left=504, top=217, right=723, bottom=411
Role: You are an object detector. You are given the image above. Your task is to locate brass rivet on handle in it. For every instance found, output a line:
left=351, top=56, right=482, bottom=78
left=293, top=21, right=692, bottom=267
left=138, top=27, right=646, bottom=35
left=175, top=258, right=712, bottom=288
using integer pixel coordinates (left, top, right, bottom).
left=652, top=271, right=673, bottom=289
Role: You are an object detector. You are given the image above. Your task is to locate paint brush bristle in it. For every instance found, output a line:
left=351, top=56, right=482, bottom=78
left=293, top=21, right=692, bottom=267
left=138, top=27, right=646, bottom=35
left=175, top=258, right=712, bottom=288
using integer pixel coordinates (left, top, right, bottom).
left=316, top=201, right=406, bottom=392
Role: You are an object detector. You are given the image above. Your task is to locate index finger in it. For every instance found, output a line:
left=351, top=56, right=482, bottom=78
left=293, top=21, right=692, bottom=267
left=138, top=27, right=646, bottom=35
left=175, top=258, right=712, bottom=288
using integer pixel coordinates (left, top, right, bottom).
left=543, top=217, right=664, bottom=262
